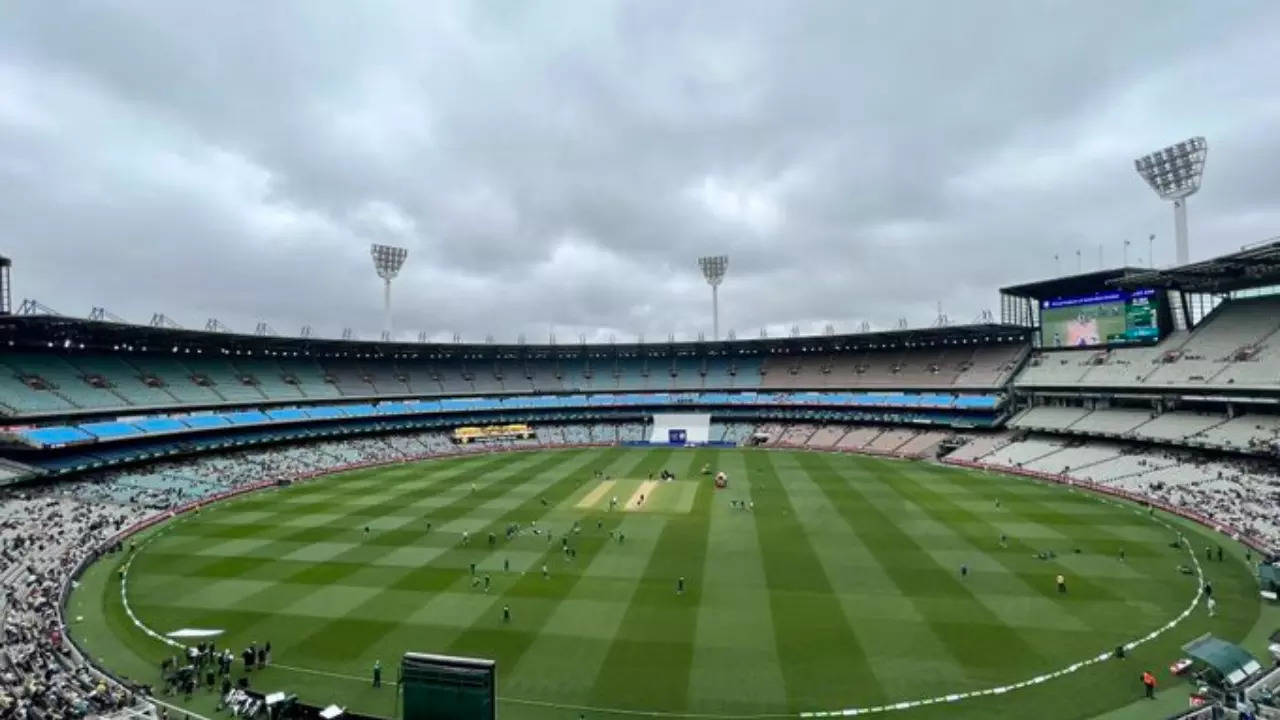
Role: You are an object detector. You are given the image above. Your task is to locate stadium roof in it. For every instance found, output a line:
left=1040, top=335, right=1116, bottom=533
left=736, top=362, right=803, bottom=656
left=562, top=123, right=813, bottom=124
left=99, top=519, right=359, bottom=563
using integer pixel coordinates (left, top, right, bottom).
left=1108, top=239, right=1280, bottom=293
left=0, top=314, right=1029, bottom=359
left=999, top=268, right=1147, bottom=301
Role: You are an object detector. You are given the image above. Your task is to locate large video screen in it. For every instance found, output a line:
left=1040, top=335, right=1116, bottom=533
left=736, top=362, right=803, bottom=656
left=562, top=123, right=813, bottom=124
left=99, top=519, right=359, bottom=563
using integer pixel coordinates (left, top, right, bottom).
left=1040, top=288, right=1163, bottom=348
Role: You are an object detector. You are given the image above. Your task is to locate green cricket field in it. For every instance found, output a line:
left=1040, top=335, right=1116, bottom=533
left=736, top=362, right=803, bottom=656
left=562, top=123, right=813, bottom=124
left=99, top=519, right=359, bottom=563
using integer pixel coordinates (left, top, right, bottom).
left=67, top=447, right=1264, bottom=719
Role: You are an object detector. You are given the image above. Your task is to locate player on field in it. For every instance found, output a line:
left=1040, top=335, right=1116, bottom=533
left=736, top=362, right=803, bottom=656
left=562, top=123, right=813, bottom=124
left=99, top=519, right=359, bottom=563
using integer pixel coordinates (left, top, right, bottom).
left=463, top=530, right=470, bottom=545
left=1206, top=595, right=1216, bottom=617
left=542, top=564, right=549, bottom=579
left=960, top=564, right=968, bottom=579
left=999, top=533, right=1007, bottom=548
left=502, top=605, right=510, bottom=623
left=677, top=576, right=685, bottom=595
left=503, top=558, right=510, bottom=572
left=1056, top=574, right=1067, bottom=593
left=484, top=574, right=491, bottom=593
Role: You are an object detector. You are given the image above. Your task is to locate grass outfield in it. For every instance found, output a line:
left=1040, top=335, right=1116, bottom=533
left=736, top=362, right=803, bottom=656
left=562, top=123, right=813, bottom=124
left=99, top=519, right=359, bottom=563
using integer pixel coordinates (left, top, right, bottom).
left=68, top=447, right=1265, bottom=719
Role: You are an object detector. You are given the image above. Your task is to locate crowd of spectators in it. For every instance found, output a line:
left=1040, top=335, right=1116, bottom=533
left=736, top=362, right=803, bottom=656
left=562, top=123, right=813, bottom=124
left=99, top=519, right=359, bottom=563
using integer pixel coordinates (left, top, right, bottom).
left=1, top=492, right=149, bottom=718
left=1125, top=449, right=1280, bottom=551
left=961, top=435, right=1280, bottom=552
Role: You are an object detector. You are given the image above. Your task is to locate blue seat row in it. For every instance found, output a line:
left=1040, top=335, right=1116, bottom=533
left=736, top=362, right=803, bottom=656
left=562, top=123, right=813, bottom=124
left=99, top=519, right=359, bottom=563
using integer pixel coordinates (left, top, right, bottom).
left=18, top=390, right=1002, bottom=448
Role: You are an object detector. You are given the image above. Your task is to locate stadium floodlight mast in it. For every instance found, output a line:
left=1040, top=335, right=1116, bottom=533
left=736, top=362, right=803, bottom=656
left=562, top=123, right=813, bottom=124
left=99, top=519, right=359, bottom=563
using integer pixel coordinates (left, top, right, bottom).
left=697, top=255, right=729, bottom=341
left=370, top=243, right=409, bottom=339
left=1134, top=136, right=1207, bottom=265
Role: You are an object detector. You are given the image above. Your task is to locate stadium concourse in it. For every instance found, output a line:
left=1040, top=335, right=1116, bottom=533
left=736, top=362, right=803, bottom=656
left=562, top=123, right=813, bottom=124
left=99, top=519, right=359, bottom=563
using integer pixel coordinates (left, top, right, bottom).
left=2, top=244, right=1280, bottom=718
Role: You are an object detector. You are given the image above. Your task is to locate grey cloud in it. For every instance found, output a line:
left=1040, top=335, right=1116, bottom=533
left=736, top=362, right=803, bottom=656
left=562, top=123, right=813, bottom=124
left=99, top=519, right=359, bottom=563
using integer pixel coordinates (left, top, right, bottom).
left=2, top=1, right=1280, bottom=343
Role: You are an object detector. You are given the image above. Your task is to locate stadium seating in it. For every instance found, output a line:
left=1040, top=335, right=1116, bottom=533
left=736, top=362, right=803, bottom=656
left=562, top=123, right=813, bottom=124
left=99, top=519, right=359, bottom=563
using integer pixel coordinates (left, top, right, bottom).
left=981, top=437, right=1066, bottom=467
left=866, top=428, right=918, bottom=452
left=894, top=430, right=948, bottom=457
left=1067, top=408, right=1155, bottom=436
left=1011, top=405, right=1280, bottom=456
left=0, top=369, right=74, bottom=414
left=756, top=344, right=1026, bottom=390
left=1190, top=414, right=1280, bottom=453
left=230, top=356, right=306, bottom=399
left=956, top=434, right=1280, bottom=548
left=942, top=432, right=1011, bottom=462
left=712, top=422, right=755, bottom=444
left=1131, top=411, right=1225, bottom=443
left=1018, top=296, right=1280, bottom=391
left=804, top=424, right=847, bottom=448
left=69, top=353, right=178, bottom=406
left=0, top=338, right=1021, bottom=418
left=1008, top=406, right=1091, bottom=431
left=834, top=426, right=885, bottom=450
left=1, top=353, right=122, bottom=410
left=1144, top=296, right=1280, bottom=388
left=778, top=423, right=817, bottom=445
left=0, top=492, right=147, bottom=717
left=126, top=355, right=222, bottom=404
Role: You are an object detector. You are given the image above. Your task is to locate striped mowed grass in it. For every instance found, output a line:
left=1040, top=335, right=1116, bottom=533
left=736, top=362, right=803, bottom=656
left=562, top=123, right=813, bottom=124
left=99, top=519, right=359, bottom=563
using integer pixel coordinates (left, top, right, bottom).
left=70, top=447, right=1261, bottom=720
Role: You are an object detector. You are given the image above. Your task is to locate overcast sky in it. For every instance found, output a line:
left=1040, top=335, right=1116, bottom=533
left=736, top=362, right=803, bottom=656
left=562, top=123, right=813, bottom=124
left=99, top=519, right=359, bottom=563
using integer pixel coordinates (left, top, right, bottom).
left=2, top=2, right=1279, bottom=343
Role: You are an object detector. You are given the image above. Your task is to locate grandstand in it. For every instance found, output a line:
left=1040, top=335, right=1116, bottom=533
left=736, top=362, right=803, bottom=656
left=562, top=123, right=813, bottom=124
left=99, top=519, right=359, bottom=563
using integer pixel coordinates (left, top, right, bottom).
left=0, top=320, right=1025, bottom=418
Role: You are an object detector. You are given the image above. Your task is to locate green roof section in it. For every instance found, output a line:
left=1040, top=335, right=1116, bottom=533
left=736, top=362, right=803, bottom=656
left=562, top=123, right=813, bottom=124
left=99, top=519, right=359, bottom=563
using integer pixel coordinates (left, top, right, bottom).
left=1180, top=633, right=1263, bottom=687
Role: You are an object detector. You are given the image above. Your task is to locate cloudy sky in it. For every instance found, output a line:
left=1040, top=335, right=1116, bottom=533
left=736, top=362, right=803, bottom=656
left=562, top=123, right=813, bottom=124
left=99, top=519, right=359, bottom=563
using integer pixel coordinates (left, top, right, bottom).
left=2, top=2, right=1279, bottom=343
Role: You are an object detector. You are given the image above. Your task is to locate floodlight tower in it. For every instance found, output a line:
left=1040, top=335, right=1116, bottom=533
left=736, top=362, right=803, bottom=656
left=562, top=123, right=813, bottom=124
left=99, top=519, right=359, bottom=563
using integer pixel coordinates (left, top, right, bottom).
left=1134, top=137, right=1207, bottom=265
left=370, top=244, right=408, bottom=339
left=698, top=255, right=728, bottom=341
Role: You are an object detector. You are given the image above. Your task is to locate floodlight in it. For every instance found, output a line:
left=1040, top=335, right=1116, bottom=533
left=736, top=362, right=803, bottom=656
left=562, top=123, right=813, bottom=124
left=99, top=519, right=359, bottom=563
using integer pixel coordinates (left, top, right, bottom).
left=698, top=255, right=729, bottom=341
left=370, top=244, right=409, bottom=339
left=1134, top=136, right=1206, bottom=264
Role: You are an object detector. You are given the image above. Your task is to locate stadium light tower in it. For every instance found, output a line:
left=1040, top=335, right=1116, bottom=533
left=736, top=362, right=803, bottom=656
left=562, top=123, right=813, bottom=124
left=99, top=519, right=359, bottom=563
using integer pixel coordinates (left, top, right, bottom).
left=1134, top=137, right=1207, bottom=265
left=698, top=255, right=728, bottom=341
left=370, top=244, right=408, bottom=339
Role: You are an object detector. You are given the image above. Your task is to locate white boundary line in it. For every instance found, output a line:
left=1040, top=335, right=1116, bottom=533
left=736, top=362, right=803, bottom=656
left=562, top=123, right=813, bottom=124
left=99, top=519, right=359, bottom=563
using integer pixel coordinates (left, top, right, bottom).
left=116, top=458, right=1207, bottom=719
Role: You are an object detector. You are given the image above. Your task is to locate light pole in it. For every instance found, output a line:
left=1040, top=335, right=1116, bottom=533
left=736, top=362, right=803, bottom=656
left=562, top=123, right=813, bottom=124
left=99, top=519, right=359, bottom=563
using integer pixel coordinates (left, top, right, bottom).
left=1148, top=233, right=1156, bottom=267
left=1123, top=239, right=1130, bottom=266
left=698, top=255, right=728, bottom=341
left=370, top=244, right=408, bottom=340
left=1134, top=137, right=1207, bottom=265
